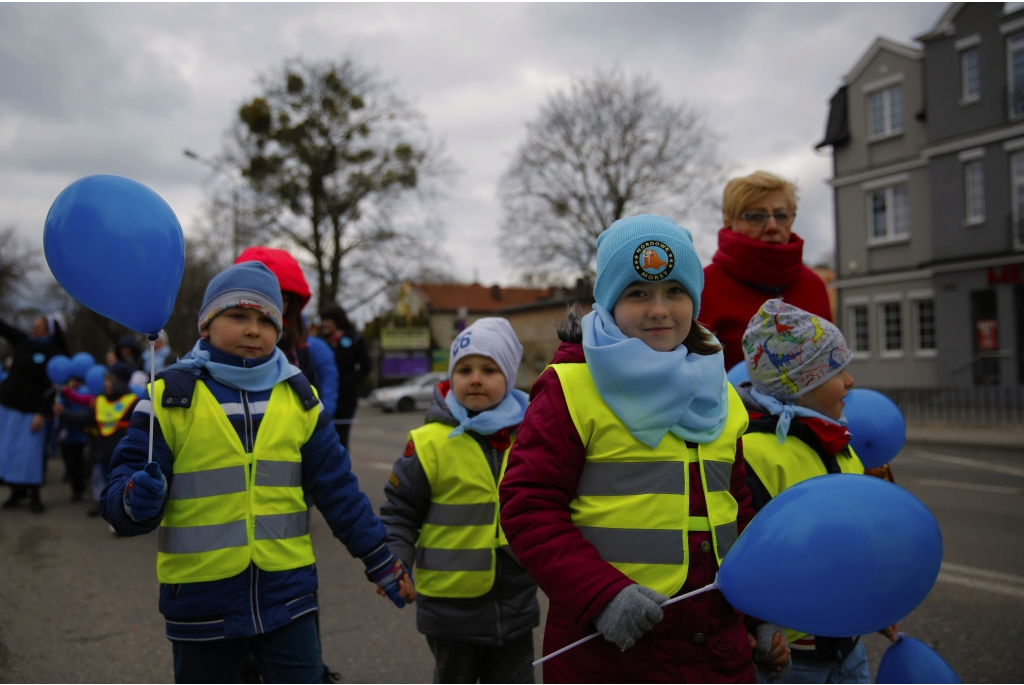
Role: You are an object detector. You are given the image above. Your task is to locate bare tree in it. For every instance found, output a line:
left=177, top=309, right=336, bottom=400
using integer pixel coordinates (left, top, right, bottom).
left=499, top=69, right=729, bottom=283
left=222, top=57, right=453, bottom=312
left=0, top=226, right=40, bottom=319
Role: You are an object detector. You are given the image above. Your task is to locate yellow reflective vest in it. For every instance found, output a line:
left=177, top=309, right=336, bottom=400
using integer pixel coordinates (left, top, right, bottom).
left=410, top=422, right=511, bottom=599
left=95, top=394, right=137, bottom=437
left=151, top=378, right=321, bottom=584
left=552, top=363, right=748, bottom=598
left=743, top=426, right=864, bottom=645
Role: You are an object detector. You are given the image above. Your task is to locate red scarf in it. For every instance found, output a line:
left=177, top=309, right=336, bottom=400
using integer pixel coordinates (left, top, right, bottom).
left=712, top=228, right=806, bottom=290
left=796, top=416, right=851, bottom=456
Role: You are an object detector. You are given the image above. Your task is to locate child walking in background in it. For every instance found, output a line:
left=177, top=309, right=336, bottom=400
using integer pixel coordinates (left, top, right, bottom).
left=737, top=299, right=897, bottom=683
left=500, top=215, right=790, bottom=683
left=101, top=261, right=411, bottom=683
left=381, top=317, right=539, bottom=683
left=57, top=374, right=96, bottom=503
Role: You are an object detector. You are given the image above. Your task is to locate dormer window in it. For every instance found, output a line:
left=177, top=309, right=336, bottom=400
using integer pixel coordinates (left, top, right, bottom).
left=868, top=85, right=903, bottom=138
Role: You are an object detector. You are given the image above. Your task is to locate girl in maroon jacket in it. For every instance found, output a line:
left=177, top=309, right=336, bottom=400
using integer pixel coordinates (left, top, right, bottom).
left=500, top=215, right=789, bottom=683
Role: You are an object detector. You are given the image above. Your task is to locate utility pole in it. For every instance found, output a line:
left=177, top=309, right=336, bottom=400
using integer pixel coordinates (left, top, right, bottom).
left=183, top=149, right=241, bottom=258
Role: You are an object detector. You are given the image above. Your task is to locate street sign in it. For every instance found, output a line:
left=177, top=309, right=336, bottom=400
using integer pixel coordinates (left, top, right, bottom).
left=381, top=327, right=431, bottom=350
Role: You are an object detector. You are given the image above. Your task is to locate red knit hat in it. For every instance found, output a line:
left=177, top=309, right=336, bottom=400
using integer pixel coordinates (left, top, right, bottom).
left=235, top=246, right=311, bottom=309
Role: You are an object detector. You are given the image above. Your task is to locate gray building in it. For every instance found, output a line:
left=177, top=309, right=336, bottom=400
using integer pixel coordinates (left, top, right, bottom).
left=819, top=3, right=1024, bottom=388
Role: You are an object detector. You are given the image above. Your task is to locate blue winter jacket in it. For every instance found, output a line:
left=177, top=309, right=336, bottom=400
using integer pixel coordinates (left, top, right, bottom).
left=102, top=340, right=389, bottom=641
left=306, top=334, right=339, bottom=419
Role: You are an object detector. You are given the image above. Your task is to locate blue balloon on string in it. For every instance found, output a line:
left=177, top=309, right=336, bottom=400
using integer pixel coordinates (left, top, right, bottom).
left=718, top=474, right=942, bottom=638
left=44, top=175, right=185, bottom=336
left=727, top=361, right=750, bottom=386
left=844, top=388, right=906, bottom=468
left=85, top=364, right=108, bottom=396
left=69, top=352, right=95, bottom=379
left=877, top=636, right=961, bottom=683
left=46, top=355, right=71, bottom=384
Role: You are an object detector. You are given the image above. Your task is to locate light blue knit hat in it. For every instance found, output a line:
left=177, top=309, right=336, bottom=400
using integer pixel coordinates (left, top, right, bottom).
left=592, top=214, right=704, bottom=315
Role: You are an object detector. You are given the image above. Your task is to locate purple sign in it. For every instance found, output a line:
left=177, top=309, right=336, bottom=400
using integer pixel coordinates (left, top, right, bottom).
left=381, top=352, right=430, bottom=379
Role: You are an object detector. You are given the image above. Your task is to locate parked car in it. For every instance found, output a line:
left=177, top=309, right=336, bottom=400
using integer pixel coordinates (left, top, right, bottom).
left=368, top=371, right=447, bottom=413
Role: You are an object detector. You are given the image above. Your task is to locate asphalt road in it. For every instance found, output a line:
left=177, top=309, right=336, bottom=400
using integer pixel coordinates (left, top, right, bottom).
left=0, top=406, right=1020, bottom=683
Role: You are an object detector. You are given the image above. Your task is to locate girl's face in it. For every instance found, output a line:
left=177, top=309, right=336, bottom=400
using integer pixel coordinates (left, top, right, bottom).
left=612, top=281, right=694, bottom=352
left=451, top=354, right=507, bottom=412
left=795, top=370, right=854, bottom=420
left=204, top=307, right=278, bottom=359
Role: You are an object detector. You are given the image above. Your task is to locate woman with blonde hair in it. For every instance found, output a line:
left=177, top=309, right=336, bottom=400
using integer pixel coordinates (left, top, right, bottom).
left=701, top=171, right=833, bottom=370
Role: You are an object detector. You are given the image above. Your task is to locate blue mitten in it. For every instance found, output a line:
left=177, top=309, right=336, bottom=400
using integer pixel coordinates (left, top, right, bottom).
left=123, top=462, right=168, bottom=521
left=363, top=544, right=411, bottom=608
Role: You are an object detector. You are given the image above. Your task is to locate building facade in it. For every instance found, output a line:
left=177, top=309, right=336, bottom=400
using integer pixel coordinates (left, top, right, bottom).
left=820, top=3, right=1024, bottom=387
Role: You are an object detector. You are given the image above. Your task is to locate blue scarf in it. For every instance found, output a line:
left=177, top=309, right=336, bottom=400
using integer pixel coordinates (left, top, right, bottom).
left=582, top=304, right=728, bottom=447
left=445, top=388, right=530, bottom=438
left=168, top=339, right=302, bottom=393
left=749, top=387, right=848, bottom=445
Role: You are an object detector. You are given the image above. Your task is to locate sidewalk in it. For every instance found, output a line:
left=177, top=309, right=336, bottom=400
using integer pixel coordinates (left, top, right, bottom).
left=905, top=422, right=1024, bottom=448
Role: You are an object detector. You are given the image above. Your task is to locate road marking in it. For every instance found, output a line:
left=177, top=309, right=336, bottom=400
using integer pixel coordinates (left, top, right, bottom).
left=938, top=562, right=1024, bottom=600
left=361, top=462, right=394, bottom=470
left=907, top=451, right=1024, bottom=478
left=910, top=478, right=1022, bottom=495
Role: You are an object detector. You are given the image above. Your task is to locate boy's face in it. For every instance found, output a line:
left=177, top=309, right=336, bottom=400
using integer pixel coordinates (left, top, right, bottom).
left=204, top=307, right=279, bottom=359
left=612, top=281, right=693, bottom=352
left=795, top=370, right=854, bottom=420
left=451, top=354, right=507, bottom=412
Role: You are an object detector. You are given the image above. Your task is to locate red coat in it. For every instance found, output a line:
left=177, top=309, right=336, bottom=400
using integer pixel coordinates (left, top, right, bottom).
left=701, top=229, right=832, bottom=370
left=235, top=246, right=311, bottom=308
left=499, top=342, right=757, bottom=683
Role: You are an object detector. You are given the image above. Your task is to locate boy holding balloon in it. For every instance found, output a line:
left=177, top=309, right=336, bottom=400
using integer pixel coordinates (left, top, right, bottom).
left=500, top=215, right=790, bottom=682
left=737, top=299, right=897, bottom=683
left=100, top=261, right=411, bottom=683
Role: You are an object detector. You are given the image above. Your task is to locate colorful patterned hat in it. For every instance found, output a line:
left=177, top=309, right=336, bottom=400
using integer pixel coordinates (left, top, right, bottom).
left=742, top=299, right=852, bottom=399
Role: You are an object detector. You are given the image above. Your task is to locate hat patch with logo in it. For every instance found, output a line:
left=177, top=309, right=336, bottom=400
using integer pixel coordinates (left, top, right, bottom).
left=633, top=241, right=674, bottom=281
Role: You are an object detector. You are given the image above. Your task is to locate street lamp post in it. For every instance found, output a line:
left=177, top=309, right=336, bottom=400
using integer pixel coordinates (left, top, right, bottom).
left=183, top=149, right=241, bottom=258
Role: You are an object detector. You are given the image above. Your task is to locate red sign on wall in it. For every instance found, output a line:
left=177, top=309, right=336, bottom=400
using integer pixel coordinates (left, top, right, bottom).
left=976, top=318, right=999, bottom=351
left=987, top=264, right=1024, bottom=285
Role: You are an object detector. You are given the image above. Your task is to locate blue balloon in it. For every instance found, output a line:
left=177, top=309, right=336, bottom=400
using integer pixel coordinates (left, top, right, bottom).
left=877, top=637, right=961, bottom=683
left=44, top=175, right=185, bottom=335
left=718, top=474, right=942, bottom=637
left=727, top=361, right=750, bottom=386
left=69, top=352, right=95, bottom=379
left=85, top=364, right=108, bottom=396
left=844, top=388, right=906, bottom=468
left=129, top=383, right=147, bottom=398
left=46, top=355, right=72, bottom=384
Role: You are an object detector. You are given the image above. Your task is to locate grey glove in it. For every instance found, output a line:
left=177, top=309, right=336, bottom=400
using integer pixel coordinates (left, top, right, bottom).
left=752, top=622, right=791, bottom=682
left=594, top=584, right=668, bottom=651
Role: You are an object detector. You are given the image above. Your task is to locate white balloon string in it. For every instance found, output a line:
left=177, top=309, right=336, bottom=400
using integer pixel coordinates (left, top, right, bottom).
left=147, top=336, right=156, bottom=464
left=532, top=577, right=720, bottom=666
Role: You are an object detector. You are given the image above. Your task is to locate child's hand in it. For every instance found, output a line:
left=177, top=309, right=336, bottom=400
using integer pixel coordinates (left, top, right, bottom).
left=375, top=571, right=416, bottom=604
left=879, top=623, right=900, bottom=642
left=748, top=625, right=791, bottom=678
left=30, top=413, right=45, bottom=432
left=52, top=403, right=64, bottom=417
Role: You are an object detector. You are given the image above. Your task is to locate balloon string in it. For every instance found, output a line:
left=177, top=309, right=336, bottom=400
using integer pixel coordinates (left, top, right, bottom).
left=147, top=336, right=156, bottom=464
left=532, top=577, right=720, bottom=666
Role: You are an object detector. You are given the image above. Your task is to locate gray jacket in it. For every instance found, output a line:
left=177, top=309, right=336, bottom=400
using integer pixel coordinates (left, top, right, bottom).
left=380, top=384, right=539, bottom=646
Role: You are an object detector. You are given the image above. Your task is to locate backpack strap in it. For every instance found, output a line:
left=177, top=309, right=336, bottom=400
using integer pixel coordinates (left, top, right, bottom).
left=744, top=414, right=842, bottom=474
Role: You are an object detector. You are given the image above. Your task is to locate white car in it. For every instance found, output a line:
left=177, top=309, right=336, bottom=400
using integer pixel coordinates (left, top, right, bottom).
left=368, top=372, right=448, bottom=413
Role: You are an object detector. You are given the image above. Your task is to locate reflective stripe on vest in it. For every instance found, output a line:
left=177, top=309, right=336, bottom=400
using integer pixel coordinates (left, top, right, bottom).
left=742, top=431, right=864, bottom=644
left=411, top=422, right=510, bottom=599
left=552, top=363, right=748, bottom=598
left=95, top=394, right=137, bottom=437
left=151, top=379, right=321, bottom=584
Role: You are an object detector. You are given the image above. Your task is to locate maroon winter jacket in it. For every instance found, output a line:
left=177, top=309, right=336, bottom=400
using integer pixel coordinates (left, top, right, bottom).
left=702, top=229, right=832, bottom=370
left=499, top=342, right=757, bottom=683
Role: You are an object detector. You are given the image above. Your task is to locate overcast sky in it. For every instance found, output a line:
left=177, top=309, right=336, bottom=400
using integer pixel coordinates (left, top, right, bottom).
left=0, top=2, right=944, bottom=306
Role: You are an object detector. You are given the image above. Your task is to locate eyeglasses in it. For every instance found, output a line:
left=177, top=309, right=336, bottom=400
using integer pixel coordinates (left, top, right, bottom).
left=739, top=211, right=796, bottom=228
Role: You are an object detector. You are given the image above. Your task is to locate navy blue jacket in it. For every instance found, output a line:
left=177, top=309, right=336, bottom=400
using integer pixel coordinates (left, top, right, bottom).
left=102, top=340, right=389, bottom=641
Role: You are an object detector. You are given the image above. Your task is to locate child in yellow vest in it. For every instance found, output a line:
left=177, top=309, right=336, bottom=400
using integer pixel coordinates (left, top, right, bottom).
left=737, top=299, right=898, bottom=683
left=500, top=215, right=790, bottom=683
left=380, top=317, right=538, bottom=683
left=101, top=261, right=410, bottom=683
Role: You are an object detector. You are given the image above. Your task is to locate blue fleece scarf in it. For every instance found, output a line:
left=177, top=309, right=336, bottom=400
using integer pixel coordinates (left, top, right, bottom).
left=168, top=339, right=301, bottom=392
left=749, top=387, right=848, bottom=445
left=445, top=388, right=530, bottom=438
left=582, top=304, right=728, bottom=447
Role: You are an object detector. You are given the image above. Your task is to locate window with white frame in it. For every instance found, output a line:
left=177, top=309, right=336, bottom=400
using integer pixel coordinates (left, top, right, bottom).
left=880, top=301, right=903, bottom=354
left=1013, top=150, right=1024, bottom=247
left=868, top=85, right=903, bottom=138
left=962, top=48, right=980, bottom=101
left=1009, top=33, right=1024, bottom=116
left=913, top=299, right=936, bottom=353
left=848, top=305, right=870, bottom=354
left=964, top=160, right=985, bottom=223
left=868, top=184, right=910, bottom=241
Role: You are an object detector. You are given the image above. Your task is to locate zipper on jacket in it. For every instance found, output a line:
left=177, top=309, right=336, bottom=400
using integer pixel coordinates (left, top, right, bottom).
left=251, top=564, right=264, bottom=634
left=240, top=389, right=254, bottom=453
left=170, top=584, right=180, bottom=600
